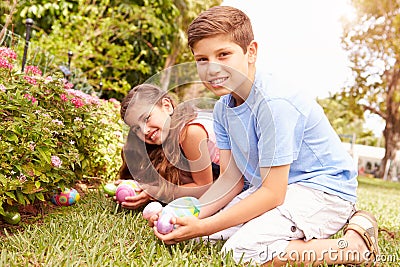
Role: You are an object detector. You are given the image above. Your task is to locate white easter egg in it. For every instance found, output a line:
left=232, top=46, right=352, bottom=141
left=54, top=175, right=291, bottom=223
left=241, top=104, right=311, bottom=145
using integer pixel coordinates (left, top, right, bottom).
left=142, top=201, right=163, bottom=220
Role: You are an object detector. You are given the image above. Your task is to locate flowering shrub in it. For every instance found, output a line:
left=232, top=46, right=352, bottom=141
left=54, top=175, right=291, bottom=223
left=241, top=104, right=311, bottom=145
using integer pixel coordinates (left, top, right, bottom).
left=0, top=47, right=126, bottom=215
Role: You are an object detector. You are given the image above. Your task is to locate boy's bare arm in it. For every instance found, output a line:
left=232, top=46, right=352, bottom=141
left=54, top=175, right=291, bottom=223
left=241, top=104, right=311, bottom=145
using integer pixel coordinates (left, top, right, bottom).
left=198, top=149, right=244, bottom=218
left=202, top=165, right=289, bottom=234
left=154, top=164, right=289, bottom=243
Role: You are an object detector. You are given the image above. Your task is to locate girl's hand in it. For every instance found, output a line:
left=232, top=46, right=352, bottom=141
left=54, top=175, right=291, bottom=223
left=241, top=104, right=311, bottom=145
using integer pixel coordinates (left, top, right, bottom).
left=120, top=189, right=151, bottom=210
left=104, top=179, right=122, bottom=198
left=153, top=216, right=205, bottom=245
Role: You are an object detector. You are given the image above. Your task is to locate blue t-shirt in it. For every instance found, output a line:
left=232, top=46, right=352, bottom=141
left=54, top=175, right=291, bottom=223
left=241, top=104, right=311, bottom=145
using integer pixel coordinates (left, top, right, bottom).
left=213, top=71, right=358, bottom=203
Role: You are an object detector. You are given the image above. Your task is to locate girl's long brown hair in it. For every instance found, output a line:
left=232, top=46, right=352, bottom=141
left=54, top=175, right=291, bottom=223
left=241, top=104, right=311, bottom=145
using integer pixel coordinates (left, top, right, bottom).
left=119, top=84, right=197, bottom=187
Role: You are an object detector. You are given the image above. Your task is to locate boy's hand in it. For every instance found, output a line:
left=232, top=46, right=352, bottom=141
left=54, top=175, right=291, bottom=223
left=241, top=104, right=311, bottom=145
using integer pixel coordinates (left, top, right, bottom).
left=153, top=216, right=204, bottom=245
left=148, top=212, right=160, bottom=227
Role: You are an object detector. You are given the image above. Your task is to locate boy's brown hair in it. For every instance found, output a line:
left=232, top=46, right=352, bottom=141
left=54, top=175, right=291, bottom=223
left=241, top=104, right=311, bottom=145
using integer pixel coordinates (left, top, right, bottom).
left=187, top=6, right=254, bottom=53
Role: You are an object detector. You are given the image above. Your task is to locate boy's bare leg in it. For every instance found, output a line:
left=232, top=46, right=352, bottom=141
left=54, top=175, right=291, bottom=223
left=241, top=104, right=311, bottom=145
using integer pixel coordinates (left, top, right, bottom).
left=262, top=210, right=379, bottom=266
left=263, top=230, right=369, bottom=266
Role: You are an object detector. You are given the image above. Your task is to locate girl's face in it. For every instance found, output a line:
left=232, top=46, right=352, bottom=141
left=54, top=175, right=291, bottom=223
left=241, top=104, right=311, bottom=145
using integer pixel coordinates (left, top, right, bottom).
left=125, top=98, right=174, bottom=145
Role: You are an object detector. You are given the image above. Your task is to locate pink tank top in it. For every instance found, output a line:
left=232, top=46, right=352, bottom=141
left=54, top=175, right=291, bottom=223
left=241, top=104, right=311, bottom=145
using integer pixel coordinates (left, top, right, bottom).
left=186, top=113, right=220, bottom=165
left=177, top=113, right=220, bottom=185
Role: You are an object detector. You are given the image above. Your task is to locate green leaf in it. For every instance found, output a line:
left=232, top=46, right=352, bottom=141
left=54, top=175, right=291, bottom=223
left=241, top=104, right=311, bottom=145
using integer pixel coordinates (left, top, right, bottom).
left=15, top=191, right=26, bottom=205
left=36, top=192, right=45, bottom=201
left=36, top=147, right=51, bottom=165
left=5, top=191, right=17, bottom=202
left=40, top=174, right=49, bottom=183
left=6, top=132, right=18, bottom=143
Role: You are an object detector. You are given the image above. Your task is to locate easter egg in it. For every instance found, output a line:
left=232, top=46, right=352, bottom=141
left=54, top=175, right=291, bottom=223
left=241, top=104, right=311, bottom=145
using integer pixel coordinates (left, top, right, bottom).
left=2, top=211, right=21, bottom=225
left=51, top=188, right=80, bottom=206
left=115, top=180, right=140, bottom=202
left=103, top=183, right=117, bottom=196
left=143, top=201, right=163, bottom=220
left=162, top=196, right=201, bottom=218
left=157, top=211, right=174, bottom=234
left=157, top=197, right=201, bottom=234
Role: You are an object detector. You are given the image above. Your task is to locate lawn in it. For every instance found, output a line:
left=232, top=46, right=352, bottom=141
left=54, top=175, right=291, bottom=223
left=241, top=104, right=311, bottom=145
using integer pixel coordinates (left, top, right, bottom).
left=0, top=176, right=399, bottom=266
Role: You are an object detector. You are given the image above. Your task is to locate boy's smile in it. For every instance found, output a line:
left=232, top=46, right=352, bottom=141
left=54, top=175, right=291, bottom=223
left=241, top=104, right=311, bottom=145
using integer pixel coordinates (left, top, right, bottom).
left=192, top=34, right=257, bottom=105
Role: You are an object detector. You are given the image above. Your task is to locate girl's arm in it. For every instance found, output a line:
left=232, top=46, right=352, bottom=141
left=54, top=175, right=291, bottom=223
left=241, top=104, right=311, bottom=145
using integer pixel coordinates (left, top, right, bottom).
left=179, top=124, right=215, bottom=187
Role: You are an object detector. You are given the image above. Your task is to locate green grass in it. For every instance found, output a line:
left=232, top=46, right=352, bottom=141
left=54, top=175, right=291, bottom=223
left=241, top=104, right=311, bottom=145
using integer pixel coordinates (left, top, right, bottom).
left=0, top=176, right=399, bottom=266
left=354, top=176, right=400, bottom=266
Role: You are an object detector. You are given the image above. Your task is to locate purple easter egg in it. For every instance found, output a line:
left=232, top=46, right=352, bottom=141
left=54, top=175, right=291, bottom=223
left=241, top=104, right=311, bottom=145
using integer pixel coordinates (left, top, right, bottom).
left=157, top=212, right=174, bottom=234
left=115, top=184, right=137, bottom=202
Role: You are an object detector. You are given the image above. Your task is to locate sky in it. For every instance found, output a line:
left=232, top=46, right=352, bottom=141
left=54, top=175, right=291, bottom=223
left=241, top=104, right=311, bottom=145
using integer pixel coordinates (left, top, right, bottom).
left=221, top=0, right=354, bottom=99
left=221, top=0, right=386, bottom=136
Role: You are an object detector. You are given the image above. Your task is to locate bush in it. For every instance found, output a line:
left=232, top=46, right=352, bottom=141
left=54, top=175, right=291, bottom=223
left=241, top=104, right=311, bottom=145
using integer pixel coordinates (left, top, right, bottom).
left=0, top=47, right=125, bottom=215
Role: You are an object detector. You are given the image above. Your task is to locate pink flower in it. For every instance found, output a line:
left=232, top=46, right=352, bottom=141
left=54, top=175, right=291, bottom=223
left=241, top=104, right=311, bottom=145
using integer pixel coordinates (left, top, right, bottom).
left=66, top=89, right=100, bottom=106
left=51, top=155, right=62, bottom=168
left=24, top=65, right=42, bottom=76
left=0, top=47, right=17, bottom=60
left=24, top=93, right=37, bottom=104
left=60, top=94, right=68, bottom=101
left=0, top=84, right=5, bottom=92
left=44, top=76, right=53, bottom=84
left=29, top=142, right=36, bottom=151
left=71, top=97, right=85, bottom=108
left=108, top=98, right=120, bottom=108
left=0, top=57, right=13, bottom=69
left=64, top=82, right=74, bottom=89
left=17, top=173, right=27, bottom=183
left=24, top=76, right=37, bottom=85
left=52, top=119, right=64, bottom=126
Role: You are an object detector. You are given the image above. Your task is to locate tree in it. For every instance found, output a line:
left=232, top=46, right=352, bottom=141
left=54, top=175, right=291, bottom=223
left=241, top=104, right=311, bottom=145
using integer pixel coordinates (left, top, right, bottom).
left=2, top=0, right=222, bottom=100
left=340, top=0, right=400, bottom=179
left=24, top=0, right=181, bottom=99
left=0, top=0, right=18, bottom=42
left=317, top=96, right=378, bottom=146
left=159, top=0, right=222, bottom=92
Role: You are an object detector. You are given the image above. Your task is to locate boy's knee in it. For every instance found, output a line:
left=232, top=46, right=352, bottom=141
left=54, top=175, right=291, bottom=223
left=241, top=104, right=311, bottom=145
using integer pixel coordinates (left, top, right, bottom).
left=222, top=235, right=291, bottom=265
left=222, top=237, right=265, bottom=264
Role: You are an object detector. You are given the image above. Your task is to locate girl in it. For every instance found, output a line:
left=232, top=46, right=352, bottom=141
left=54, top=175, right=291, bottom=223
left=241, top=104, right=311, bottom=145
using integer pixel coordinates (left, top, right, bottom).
left=114, top=83, right=220, bottom=209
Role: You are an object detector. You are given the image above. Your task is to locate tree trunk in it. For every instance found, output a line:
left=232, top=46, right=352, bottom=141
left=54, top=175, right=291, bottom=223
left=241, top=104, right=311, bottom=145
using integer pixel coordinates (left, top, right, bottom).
left=379, top=66, right=400, bottom=180
left=0, top=0, right=18, bottom=43
left=381, top=122, right=400, bottom=180
left=160, top=43, right=180, bottom=92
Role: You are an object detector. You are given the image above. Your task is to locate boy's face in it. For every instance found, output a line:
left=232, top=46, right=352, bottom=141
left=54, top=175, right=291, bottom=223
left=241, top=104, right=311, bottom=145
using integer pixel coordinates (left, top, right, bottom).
left=192, top=34, right=257, bottom=98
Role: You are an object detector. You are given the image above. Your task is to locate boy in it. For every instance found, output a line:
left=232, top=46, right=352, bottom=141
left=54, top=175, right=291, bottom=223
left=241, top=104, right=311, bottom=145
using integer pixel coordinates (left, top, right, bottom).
left=153, top=6, right=379, bottom=266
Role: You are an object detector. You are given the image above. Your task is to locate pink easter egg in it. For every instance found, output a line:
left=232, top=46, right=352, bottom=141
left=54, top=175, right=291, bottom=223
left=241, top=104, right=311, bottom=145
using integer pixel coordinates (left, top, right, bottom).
left=143, top=202, right=163, bottom=220
left=115, top=184, right=137, bottom=202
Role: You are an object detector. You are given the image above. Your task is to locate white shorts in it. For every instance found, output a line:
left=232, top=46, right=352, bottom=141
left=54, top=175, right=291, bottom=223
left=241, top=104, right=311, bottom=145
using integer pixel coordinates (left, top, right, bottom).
left=205, top=183, right=355, bottom=265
